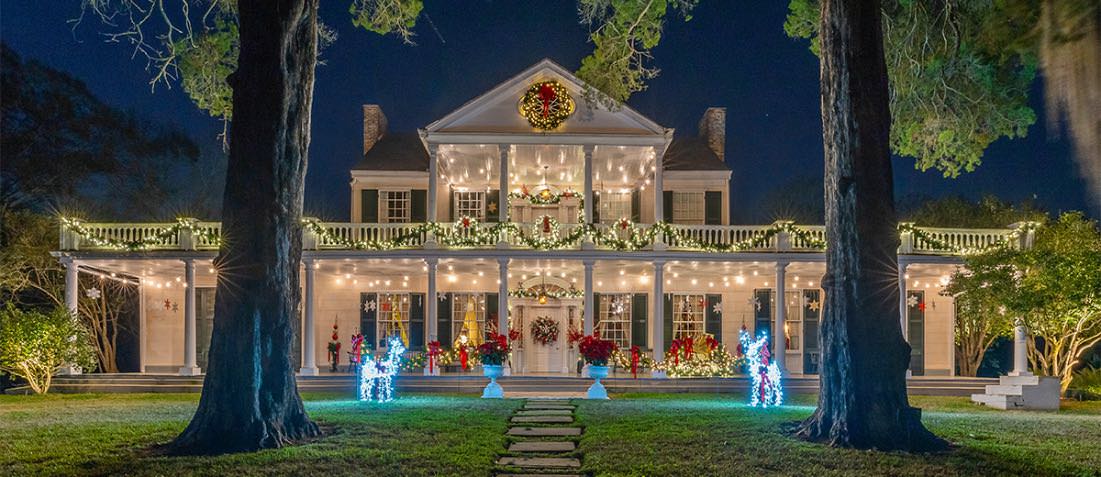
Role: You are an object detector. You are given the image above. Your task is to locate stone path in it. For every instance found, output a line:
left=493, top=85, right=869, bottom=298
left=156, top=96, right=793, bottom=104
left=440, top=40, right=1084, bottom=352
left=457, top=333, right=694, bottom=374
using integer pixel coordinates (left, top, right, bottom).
left=496, top=399, right=584, bottom=476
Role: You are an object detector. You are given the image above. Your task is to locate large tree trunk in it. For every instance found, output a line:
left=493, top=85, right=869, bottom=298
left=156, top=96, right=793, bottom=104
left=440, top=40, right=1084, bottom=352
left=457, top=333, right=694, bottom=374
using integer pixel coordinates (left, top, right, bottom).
left=795, top=0, right=945, bottom=451
left=171, top=0, right=320, bottom=454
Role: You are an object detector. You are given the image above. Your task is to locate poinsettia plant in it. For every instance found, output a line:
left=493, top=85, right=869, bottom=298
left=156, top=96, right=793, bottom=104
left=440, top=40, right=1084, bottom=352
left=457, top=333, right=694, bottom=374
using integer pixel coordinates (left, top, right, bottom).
left=476, top=332, right=511, bottom=366
left=578, top=334, right=617, bottom=366
left=567, top=326, right=584, bottom=349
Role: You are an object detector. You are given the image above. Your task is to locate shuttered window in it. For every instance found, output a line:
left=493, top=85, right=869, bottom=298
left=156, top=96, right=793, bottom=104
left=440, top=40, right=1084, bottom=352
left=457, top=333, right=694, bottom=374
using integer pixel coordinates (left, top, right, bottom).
left=672, top=192, right=705, bottom=225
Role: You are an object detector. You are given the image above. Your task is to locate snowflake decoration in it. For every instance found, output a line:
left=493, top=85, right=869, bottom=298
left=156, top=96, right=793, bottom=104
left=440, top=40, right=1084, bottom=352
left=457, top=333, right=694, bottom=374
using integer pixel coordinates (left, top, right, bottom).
left=163, top=299, right=172, bottom=310
left=906, top=294, right=919, bottom=307
left=712, top=301, right=723, bottom=314
left=807, top=299, right=821, bottom=312
left=363, top=299, right=377, bottom=312
left=748, top=296, right=761, bottom=311
left=84, top=287, right=102, bottom=300
left=171, top=302, right=179, bottom=313
left=438, top=292, right=448, bottom=302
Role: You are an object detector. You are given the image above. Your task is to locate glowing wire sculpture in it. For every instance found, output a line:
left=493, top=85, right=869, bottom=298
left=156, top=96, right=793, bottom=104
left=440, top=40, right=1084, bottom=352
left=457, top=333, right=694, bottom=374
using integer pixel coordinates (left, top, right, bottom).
left=739, top=329, right=783, bottom=407
left=358, top=336, right=405, bottom=402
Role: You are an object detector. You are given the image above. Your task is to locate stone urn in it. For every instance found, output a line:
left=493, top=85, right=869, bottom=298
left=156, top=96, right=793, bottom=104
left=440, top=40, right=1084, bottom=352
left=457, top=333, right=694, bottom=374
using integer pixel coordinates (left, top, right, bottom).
left=482, top=364, right=504, bottom=399
left=586, top=365, right=610, bottom=400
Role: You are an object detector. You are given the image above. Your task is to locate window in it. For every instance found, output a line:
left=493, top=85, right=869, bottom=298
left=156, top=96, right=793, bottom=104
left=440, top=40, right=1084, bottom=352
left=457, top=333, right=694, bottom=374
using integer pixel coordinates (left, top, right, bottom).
left=597, top=294, right=632, bottom=348
left=671, top=294, right=706, bottom=339
left=451, top=293, right=487, bottom=344
left=784, top=291, right=801, bottom=351
left=454, top=191, right=485, bottom=221
left=380, top=191, right=410, bottom=223
left=598, top=192, right=631, bottom=224
left=377, top=293, right=411, bottom=346
left=672, top=192, right=705, bottom=225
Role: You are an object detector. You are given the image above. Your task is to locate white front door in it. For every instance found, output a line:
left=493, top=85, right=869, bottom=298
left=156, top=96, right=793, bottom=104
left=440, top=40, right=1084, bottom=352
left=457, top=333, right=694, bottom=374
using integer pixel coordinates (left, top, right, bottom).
left=515, top=299, right=576, bottom=374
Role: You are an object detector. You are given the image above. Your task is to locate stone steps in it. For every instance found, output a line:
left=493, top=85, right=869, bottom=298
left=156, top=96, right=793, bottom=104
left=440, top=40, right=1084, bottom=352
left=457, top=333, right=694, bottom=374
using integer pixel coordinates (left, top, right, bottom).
left=970, top=374, right=1061, bottom=410
left=498, top=399, right=584, bottom=476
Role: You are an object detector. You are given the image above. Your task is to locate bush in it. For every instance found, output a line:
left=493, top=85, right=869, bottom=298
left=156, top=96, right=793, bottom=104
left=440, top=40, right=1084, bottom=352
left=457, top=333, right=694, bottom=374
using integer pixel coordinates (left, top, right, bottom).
left=0, top=304, right=96, bottom=394
left=1069, top=367, right=1101, bottom=400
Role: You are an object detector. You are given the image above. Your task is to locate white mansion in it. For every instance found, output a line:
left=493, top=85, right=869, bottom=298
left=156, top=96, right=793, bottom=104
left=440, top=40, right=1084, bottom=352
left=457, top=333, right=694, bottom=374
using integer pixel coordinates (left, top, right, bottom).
left=55, top=60, right=1033, bottom=378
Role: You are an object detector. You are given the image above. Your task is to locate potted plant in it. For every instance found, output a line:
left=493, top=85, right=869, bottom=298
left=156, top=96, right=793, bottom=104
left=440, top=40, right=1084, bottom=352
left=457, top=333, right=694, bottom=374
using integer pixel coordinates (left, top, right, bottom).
left=477, top=333, right=510, bottom=398
left=578, top=334, right=617, bottom=399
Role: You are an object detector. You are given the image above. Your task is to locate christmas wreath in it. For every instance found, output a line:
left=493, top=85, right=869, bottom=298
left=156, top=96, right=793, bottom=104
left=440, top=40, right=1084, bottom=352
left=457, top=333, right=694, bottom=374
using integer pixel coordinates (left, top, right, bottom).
left=518, top=80, right=574, bottom=130
left=530, top=316, right=560, bottom=346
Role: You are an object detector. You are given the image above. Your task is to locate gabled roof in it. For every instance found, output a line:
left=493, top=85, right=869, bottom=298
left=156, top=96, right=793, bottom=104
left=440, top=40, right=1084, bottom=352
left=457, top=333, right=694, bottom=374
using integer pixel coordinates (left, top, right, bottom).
left=423, top=59, right=668, bottom=138
left=663, top=137, right=730, bottom=171
left=352, top=133, right=428, bottom=171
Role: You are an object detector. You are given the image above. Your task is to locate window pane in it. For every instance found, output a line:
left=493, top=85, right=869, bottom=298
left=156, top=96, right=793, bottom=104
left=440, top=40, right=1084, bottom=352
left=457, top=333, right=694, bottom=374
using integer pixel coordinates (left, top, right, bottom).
left=377, top=293, right=411, bottom=346
left=451, top=293, right=487, bottom=345
left=598, top=192, right=631, bottom=224
left=597, top=294, right=632, bottom=348
left=671, top=294, right=706, bottom=339
left=672, top=192, right=705, bottom=225
left=382, top=191, right=410, bottom=223
left=455, top=192, right=485, bottom=221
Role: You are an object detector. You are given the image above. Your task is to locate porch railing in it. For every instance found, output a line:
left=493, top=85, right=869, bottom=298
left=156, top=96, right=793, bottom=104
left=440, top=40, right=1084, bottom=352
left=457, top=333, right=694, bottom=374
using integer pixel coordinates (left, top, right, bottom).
left=60, top=219, right=1032, bottom=256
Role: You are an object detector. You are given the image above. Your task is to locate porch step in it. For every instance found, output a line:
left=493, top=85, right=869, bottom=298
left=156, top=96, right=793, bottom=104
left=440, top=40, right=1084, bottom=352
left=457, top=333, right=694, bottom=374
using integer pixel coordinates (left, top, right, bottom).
left=970, top=375, right=1060, bottom=410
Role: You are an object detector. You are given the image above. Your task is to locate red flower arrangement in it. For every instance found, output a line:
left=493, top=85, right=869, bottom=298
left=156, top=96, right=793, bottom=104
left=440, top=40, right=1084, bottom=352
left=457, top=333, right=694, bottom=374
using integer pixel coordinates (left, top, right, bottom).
left=508, top=327, right=522, bottom=343
left=477, top=333, right=511, bottom=366
left=567, top=326, right=584, bottom=349
left=578, top=334, right=618, bottom=366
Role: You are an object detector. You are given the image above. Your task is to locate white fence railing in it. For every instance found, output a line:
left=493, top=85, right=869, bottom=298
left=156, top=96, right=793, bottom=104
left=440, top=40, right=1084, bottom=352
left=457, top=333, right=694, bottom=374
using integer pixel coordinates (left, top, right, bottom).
left=61, top=220, right=1028, bottom=256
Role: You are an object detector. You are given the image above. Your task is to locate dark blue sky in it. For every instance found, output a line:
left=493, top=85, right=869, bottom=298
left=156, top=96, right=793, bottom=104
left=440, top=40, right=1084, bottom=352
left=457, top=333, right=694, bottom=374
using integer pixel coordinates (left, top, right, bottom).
left=3, top=1, right=1093, bottom=221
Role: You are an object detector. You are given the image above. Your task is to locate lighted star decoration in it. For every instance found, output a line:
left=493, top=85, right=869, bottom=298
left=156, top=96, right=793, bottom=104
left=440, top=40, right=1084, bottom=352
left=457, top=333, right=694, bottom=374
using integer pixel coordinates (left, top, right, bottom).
left=487, top=202, right=498, bottom=213
left=906, top=294, right=919, bottom=307
left=363, top=299, right=377, bottom=312
left=84, top=287, right=102, bottom=299
left=807, top=299, right=821, bottom=312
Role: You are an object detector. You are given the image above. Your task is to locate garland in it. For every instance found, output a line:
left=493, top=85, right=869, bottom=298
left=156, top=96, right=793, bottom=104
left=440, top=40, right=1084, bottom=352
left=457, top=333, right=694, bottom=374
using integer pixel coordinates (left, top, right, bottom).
left=508, top=189, right=580, bottom=205
left=530, top=316, right=559, bottom=345
left=60, top=217, right=221, bottom=251
left=509, top=287, right=584, bottom=299
left=898, top=222, right=1035, bottom=255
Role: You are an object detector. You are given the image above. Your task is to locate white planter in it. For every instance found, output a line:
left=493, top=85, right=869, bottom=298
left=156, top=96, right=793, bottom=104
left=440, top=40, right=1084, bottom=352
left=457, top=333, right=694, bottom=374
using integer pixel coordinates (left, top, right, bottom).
left=586, top=364, right=610, bottom=400
left=482, top=364, right=504, bottom=399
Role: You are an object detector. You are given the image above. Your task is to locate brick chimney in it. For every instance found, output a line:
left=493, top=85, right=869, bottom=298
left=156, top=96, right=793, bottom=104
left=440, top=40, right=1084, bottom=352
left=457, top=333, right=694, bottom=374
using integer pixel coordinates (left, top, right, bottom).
left=697, top=107, right=726, bottom=162
left=362, top=104, right=388, bottom=154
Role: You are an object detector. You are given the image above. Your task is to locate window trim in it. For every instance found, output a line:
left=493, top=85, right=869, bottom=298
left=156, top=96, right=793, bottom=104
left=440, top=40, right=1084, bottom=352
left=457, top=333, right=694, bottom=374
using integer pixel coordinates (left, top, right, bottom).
left=379, top=189, right=411, bottom=223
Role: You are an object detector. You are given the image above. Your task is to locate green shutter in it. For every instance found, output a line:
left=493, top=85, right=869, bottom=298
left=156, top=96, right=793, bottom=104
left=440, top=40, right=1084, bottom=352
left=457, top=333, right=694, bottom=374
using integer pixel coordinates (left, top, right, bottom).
left=908, top=291, right=925, bottom=376
left=662, top=191, right=673, bottom=222
left=361, top=189, right=379, bottom=223
left=411, top=190, right=427, bottom=222
left=631, top=293, right=648, bottom=348
left=486, top=293, right=498, bottom=338
left=486, top=189, right=500, bottom=222
left=437, top=293, right=452, bottom=345
left=705, top=294, right=722, bottom=341
left=592, top=193, right=601, bottom=223
left=802, top=289, right=821, bottom=374
left=663, top=293, right=673, bottom=351
left=705, top=191, right=722, bottom=225
left=360, top=292, right=378, bottom=348
left=593, top=293, right=602, bottom=333
left=630, top=189, right=641, bottom=222
left=409, top=293, right=425, bottom=350
left=448, top=187, right=455, bottom=222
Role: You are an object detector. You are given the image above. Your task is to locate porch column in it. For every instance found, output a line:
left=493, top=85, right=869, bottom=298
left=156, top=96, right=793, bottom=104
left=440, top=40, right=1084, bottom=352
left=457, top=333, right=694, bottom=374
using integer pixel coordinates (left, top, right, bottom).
left=898, top=263, right=909, bottom=341
left=59, top=257, right=82, bottom=375
left=583, top=260, right=595, bottom=336
left=179, top=259, right=201, bottom=376
left=1009, top=321, right=1032, bottom=376
left=497, top=257, right=510, bottom=374
left=497, top=144, right=510, bottom=247
left=773, top=261, right=788, bottom=372
left=652, top=260, right=666, bottom=376
left=299, top=259, right=319, bottom=376
left=582, top=145, right=595, bottom=248
left=652, top=146, right=665, bottom=250
left=426, top=143, right=439, bottom=247
left=425, top=258, right=440, bottom=376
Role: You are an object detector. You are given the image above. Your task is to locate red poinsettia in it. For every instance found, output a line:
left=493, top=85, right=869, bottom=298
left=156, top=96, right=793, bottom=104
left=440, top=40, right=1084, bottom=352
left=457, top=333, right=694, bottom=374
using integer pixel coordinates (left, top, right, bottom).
left=477, top=332, right=511, bottom=366
left=567, top=326, right=584, bottom=349
left=578, top=334, right=617, bottom=366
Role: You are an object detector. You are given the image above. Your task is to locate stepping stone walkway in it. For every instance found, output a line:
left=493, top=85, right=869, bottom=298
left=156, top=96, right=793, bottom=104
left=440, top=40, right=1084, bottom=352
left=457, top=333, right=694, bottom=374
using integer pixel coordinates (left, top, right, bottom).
left=496, top=398, right=584, bottom=476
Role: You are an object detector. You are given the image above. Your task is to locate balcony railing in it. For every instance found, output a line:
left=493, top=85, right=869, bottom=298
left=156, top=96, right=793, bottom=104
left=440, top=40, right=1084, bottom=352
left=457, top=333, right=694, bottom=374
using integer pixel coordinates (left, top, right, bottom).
left=60, top=218, right=1034, bottom=256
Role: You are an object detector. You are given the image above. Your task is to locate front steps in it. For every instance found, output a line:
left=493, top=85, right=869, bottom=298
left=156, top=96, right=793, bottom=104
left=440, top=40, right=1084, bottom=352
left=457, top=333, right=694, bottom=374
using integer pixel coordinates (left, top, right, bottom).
left=971, top=375, right=1061, bottom=410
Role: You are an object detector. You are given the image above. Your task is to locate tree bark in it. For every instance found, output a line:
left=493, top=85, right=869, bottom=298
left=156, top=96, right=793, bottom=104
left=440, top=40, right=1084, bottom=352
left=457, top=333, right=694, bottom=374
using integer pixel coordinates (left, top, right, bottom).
left=171, top=0, right=320, bottom=454
left=795, top=0, right=945, bottom=451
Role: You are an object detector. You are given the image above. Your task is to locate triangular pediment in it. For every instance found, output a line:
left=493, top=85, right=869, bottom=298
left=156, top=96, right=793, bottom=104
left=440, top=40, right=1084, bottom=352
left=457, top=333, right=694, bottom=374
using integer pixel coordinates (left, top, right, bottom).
left=424, top=59, right=666, bottom=137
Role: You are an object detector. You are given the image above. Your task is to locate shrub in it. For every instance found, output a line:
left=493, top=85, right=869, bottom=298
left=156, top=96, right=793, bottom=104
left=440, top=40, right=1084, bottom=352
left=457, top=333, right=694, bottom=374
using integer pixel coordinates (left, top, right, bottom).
left=0, top=304, right=96, bottom=394
left=1069, top=367, right=1101, bottom=400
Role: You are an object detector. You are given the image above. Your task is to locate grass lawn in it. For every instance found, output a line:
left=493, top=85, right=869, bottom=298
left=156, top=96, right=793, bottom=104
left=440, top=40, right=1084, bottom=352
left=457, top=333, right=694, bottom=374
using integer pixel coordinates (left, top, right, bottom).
left=0, top=392, right=1098, bottom=476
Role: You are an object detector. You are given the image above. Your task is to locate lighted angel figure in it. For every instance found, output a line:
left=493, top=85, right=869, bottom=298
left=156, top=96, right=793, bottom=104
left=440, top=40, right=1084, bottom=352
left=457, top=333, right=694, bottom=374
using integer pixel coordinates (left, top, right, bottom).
left=358, top=336, right=405, bottom=402
left=739, top=329, right=783, bottom=408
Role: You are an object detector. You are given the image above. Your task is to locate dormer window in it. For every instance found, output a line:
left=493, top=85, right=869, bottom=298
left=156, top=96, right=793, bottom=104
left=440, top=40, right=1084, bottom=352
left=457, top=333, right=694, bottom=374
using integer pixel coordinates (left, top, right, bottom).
left=381, top=190, right=410, bottom=223
left=672, top=192, right=706, bottom=225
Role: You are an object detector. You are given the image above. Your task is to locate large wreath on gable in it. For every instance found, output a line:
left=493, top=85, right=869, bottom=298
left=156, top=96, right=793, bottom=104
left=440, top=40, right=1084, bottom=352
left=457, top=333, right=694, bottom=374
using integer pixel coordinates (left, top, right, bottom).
left=530, top=316, right=560, bottom=346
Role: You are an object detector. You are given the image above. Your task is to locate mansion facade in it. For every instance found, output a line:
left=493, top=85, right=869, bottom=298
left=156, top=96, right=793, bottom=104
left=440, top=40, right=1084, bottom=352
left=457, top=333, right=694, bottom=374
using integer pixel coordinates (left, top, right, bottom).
left=55, top=60, right=1032, bottom=378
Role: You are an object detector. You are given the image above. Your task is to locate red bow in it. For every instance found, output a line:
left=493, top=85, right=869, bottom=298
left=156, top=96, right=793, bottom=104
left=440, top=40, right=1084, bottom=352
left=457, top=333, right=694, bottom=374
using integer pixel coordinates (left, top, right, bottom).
left=542, top=215, right=552, bottom=233
left=459, top=346, right=469, bottom=371
left=538, top=83, right=556, bottom=118
left=427, top=341, right=442, bottom=374
left=670, top=339, right=682, bottom=366
left=684, top=337, right=694, bottom=360
left=630, top=346, right=640, bottom=378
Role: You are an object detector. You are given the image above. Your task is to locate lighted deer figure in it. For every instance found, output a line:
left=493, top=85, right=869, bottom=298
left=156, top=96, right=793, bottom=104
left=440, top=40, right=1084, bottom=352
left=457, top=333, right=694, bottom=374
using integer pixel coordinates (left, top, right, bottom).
left=358, top=336, right=406, bottom=402
left=739, top=329, right=783, bottom=408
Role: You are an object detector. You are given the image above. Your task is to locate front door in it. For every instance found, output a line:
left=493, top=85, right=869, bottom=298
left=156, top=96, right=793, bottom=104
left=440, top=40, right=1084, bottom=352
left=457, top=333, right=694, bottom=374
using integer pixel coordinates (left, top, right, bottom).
left=516, top=299, right=574, bottom=374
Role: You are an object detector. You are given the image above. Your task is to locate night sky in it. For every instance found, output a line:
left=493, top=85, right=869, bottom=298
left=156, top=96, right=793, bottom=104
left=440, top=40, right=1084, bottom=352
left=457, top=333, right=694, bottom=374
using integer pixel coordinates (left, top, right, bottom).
left=3, top=1, right=1093, bottom=221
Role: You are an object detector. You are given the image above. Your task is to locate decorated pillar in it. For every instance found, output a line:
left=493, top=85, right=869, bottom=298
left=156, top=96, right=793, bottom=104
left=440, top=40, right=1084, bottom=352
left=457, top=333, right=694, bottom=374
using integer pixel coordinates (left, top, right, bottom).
left=1009, top=321, right=1032, bottom=377
left=497, top=257, right=510, bottom=374
left=300, top=259, right=319, bottom=376
left=773, top=261, right=788, bottom=372
left=652, top=260, right=666, bottom=374
left=179, top=259, right=201, bottom=376
left=583, top=260, right=595, bottom=336
left=424, top=258, right=439, bottom=376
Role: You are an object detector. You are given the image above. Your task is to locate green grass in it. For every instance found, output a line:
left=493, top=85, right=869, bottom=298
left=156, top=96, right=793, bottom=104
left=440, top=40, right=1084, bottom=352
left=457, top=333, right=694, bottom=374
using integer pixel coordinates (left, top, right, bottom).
left=1, top=392, right=1098, bottom=476
left=576, top=393, right=1101, bottom=476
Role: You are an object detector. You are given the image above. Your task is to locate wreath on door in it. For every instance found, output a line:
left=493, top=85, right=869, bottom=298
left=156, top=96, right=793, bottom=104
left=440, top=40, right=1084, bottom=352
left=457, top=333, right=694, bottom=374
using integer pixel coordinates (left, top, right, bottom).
left=530, top=316, right=560, bottom=346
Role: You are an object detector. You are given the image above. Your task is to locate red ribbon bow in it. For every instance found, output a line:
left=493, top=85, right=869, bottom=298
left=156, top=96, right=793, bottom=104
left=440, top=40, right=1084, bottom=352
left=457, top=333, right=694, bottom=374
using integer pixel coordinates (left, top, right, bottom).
left=630, top=346, right=640, bottom=379
left=427, top=341, right=442, bottom=374
left=670, top=339, right=682, bottom=366
left=538, top=83, right=556, bottom=118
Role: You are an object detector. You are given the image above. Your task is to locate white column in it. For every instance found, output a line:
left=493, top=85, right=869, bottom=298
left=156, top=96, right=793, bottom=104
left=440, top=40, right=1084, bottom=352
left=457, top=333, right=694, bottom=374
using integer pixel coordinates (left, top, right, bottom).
left=497, top=144, right=510, bottom=247
left=652, top=146, right=665, bottom=250
left=59, top=257, right=82, bottom=375
left=425, top=258, right=439, bottom=376
left=583, top=145, right=595, bottom=247
left=426, top=143, right=439, bottom=247
left=898, top=263, right=909, bottom=341
left=1009, top=321, right=1032, bottom=376
left=179, top=259, right=201, bottom=376
left=497, top=257, right=510, bottom=374
left=652, top=260, right=666, bottom=377
left=773, top=261, right=788, bottom=372
left=299, top=259, right=319, bottom=376
left=583, top=260, right=595, bottom=336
